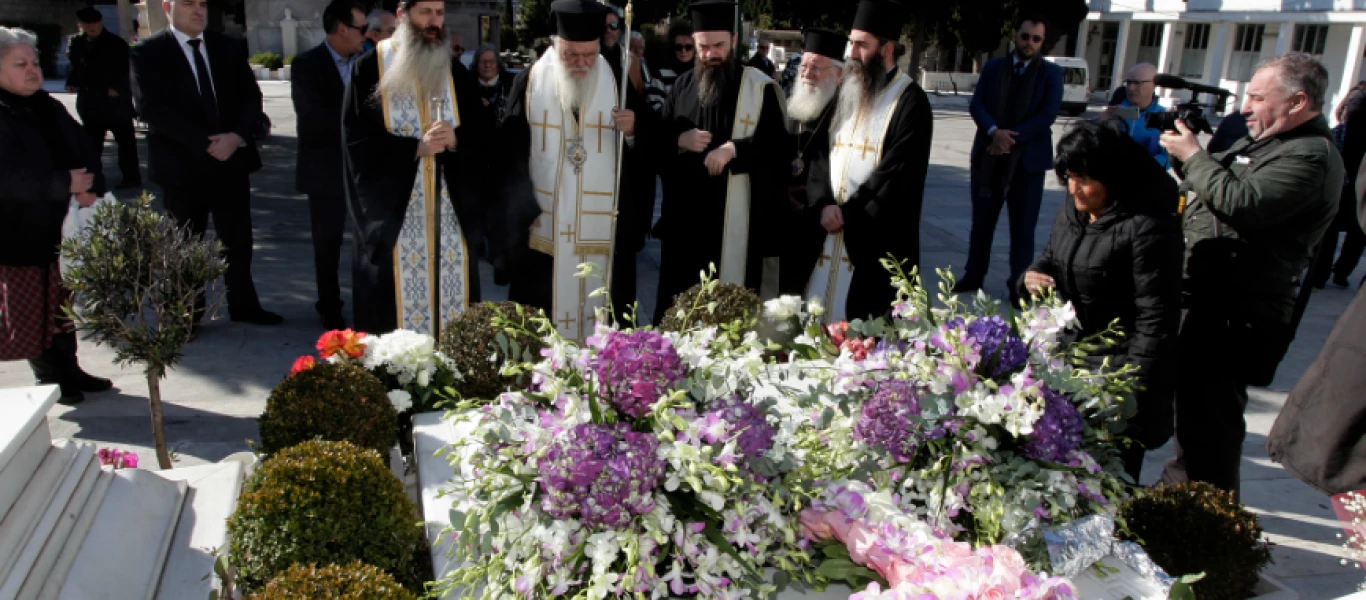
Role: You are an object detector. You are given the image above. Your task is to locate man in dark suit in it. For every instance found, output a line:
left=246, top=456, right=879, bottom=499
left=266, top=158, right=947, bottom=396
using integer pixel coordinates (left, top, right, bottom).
left=959, top=15, right=1063, bottom=299
left=292, top=0, right=368, bottom=330
left=746, top=39, right=776, bottom=79
left=130, top=0, right=282, bottom=326
left=66, top=7, right=140, bottom=189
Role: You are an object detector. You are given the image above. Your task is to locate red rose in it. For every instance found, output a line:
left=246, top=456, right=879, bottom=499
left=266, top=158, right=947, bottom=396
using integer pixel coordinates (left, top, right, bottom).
left=317, top=329, right=366, bottom=359
left=290, top=355, right=317, bottom=376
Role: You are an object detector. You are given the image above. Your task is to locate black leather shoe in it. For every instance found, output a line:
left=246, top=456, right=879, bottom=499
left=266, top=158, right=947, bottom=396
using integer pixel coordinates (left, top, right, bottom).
left=952, top=277, right=984, bottom=294
left=35, top=379, right=86, bottom=405
left=322, top=314, right=347, bottom=331
left=1332, top=274, right=1351, bottom=288
left=66, top=368, right=113, bottom=393
left=230, top=309, right=284, bottom=326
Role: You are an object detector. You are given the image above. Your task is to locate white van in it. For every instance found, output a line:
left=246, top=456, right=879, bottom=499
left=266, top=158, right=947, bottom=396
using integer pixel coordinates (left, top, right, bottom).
left=1045, top=56, right=1090, bottom=116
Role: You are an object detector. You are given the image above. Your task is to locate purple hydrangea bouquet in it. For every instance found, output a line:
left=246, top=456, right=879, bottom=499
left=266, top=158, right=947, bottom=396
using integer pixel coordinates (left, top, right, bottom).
left=435, top=303, right=836, bottom=599
left=757, top=264, right=1139, bottom=568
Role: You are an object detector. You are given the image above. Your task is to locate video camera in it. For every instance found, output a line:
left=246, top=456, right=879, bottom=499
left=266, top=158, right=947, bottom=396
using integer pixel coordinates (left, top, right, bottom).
left=1144, top=73, right=1234, bottom=134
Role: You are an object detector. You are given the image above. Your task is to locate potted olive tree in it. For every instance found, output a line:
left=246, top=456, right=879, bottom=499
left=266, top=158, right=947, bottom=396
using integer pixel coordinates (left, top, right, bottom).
left=60, top=193, right=226, bottom=469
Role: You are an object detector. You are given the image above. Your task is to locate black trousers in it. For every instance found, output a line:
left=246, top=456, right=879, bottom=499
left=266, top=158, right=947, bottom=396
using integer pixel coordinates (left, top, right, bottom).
left=82, top=116, right=140, bottom=184
left=964, top=167, right=1045, bottom=288
left=1311, top=226, right=1366, bottom=285
left=308, top=193, right=347, bottom=317
left=1160, top=309, right=1250, bottom=497
left=162, top=171, right=261, bottom=314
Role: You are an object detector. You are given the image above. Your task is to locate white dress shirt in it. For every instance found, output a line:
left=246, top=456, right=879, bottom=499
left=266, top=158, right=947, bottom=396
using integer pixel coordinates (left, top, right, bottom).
left=171, top=26, right=216, bottom=98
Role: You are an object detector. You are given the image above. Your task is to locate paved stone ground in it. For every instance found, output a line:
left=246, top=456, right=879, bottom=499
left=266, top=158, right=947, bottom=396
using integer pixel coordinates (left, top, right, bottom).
left=6, top=80, right=1365, bottom=596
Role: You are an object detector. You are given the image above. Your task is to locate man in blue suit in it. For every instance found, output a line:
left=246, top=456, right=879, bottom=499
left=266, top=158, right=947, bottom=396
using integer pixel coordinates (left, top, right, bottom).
left=958, top=15, right=1063, bottom=298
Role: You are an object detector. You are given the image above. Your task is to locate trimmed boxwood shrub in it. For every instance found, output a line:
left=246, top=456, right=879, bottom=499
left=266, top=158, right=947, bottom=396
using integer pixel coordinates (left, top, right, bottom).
left=245, top=562, right=415, bottom=600
left=1117, top=482, right=1272, bottom=600
left=257, top=363, right=397, bottom=456
left=227, top=440, right=428, bottom=593
left=658, top=280, right=762, bottom=332
left=438, top=301, right=544, bottom=401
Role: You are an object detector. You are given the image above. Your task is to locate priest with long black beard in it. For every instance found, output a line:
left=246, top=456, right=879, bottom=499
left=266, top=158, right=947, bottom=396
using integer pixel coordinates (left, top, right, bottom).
left=342, top=0, right=489, bottom=336
left=496, top=0, right=647, bottom=341
left=780, top=28, right=847, bottom=295
left=805, top=0, right=932, bottom=323
left=651, top=0, right=793, bottom=324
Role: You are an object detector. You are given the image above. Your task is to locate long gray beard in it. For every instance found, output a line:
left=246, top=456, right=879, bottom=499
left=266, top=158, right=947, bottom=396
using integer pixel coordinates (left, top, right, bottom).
left=697, top=56, right=734, bottom=107
left=788, top=79, right=837, bottom=123
left=377, top=23, right=452, bottom=102
left=555, top=54, right=599, bottom=118
left=835, top=58, right=888, bottom=126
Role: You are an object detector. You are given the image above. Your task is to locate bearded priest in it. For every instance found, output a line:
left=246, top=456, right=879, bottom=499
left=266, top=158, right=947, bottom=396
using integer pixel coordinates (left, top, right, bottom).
left=651, top=0, right=793, bottom=324
left=496, top=0, right=645, bottom=341
left=805, top=0, right=932, bottom=323
left=342, top=0, right=489, bottom=336
left=780, top=28, right=848, bottom=296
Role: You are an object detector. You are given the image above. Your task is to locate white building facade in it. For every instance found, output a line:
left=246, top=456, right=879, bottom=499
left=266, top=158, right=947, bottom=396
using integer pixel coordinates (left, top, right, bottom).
left=1075, top=0, right=1366, bottom=123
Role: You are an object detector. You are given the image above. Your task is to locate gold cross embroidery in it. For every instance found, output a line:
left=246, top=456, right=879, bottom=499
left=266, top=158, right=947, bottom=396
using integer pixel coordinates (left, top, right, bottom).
left=558, top=312, right=577, bottom=331
left=559, top=224, right=576, bottom=244
left=530, top=109, right=561, bottom=152
left=739, top=113, right=756, bottom=136
left=857, top=137, right=876, bottom=160
left=584, top=111, right=613, bottom=153
left=817, top=253, right=832, bottom=267
left=840, top=255, right=853, bottom=273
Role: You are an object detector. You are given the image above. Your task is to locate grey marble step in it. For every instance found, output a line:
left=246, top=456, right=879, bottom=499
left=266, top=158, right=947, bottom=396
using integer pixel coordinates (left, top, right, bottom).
left=12, top=455, right=107, bottom=600
left=58, top=470, right=188, bottom=600
left=153, top=462, right=245, bottom=600
left=0, top=441, right=84, bottom=586
left=0, top=387, right=59, bottom=520
left=0, top=442, right=96, bottom=600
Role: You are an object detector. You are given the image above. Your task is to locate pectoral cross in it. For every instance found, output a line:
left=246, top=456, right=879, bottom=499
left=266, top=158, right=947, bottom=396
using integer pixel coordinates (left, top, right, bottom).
left=560, top=224, right=576, bottom=244
left=585, top=111, right=613, bottom=153
left=530, top=109, right=561, bottom=152
left=817, top=253, right=832, bottom=267
left=739, top=113, right=756, bottom=136
left=857, top=137, right=876, bottom=160
left=558, top=312, right=577, bottom=331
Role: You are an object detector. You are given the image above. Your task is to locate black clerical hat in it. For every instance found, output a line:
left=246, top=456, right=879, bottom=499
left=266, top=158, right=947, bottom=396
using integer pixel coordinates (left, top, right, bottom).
left=398, top=0, right=443, bottom=8
left=851, top=0, right=908, bottom=41
left=552, top=0, right=610, bottom=43
left=75, top=7, right=103, bottom=23
left=691, top=0, right=738, bottom=34
left=803, top=28, right=847, bottom=61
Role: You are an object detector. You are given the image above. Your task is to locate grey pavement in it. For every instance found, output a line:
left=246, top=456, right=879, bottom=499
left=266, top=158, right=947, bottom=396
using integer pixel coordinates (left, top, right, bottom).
left=4, top=81, right=1364, bottom=596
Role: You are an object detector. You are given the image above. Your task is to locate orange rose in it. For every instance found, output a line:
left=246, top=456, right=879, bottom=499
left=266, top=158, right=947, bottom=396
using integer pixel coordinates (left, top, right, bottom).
left=290, top=355, right=317, bottom=376
left=317, top=329, right=367, bottom=359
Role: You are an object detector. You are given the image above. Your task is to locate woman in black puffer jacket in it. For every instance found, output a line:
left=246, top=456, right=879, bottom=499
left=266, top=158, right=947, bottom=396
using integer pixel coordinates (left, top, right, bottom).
left=1020, top=120, right=1184, bottom=482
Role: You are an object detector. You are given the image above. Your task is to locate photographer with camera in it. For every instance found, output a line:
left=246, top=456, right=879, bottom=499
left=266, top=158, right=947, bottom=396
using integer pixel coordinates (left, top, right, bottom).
left=1157, top=53, right=1343, bottom=496
left=1104, top=63, right=1170, bottom=169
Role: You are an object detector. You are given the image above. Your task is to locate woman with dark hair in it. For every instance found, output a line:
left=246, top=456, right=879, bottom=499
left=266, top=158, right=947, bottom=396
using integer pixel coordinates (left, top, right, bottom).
left=0, top=27, right=113, bottom=404
left=1021, top=120, right=1184, bottom=481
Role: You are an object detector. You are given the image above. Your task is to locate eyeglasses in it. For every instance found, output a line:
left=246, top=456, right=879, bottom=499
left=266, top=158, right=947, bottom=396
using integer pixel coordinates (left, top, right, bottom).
left=675, top=44, right=695, bottom=52
left=607, top=21, right=620, bottom=31
left=342, top=21, right=370, bottom=35
left=1018, top=33, right=1043, bottom=43
left=1122, top=79, right=1152, bottom=87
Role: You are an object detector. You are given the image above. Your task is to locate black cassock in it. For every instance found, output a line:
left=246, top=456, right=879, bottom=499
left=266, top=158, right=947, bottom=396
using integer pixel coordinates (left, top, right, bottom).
left=779, top=99, right=838, bottom=296
left=494, top=57, right=656, bottom=321
left=651, top=64, right=793, bottom=324
left=804, top=75, right=933, bottom=321
left=342, top=50, right=489, bottom=334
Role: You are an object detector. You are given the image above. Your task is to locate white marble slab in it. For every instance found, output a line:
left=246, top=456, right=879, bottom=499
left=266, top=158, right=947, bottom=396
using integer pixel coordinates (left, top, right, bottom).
left=153, top=462, right=244, bottom=600
left=36, top=470, right=113, bottom=600
left=0, top=386, right=58, bottom=473
left=14, top=453, right=104, bottom=600
left=0, top=441, right=81, bottom=584
left=0, top=425, right=53, bottom=523
left=412, top=411, right=466, bottom=586
left=0, top=443, right=95, bottom=599
left=59, top=470, right=187, bottom=600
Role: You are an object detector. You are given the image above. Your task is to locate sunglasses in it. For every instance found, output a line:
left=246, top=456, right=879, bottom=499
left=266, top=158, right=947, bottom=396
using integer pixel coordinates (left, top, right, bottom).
left=607, top=21, right=620, bottom=31
left=1018, top=33, right=1043, bottom=43
left=1123, top=79, right=1152, bottom=87
left=675, top=44, right=695, bottom=52
left=343, top=21, right=370, bottom=35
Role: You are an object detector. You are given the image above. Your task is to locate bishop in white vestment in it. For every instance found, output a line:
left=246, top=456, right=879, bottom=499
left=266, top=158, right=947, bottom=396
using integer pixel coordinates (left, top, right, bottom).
left=804, top=0, right=933, bottom=323
left=342, top=0, right=489, bottom=336
left=496, top=0, right=647, bottom=341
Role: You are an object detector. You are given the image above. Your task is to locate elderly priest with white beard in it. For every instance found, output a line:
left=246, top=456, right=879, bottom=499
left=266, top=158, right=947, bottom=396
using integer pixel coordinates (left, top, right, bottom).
left=651, top=0, right=793, bottom=324
left=780, top=28, right=848, bottom=295
left=496, top=0, right=648, bottom=341
left=342, top=0, right=489, bottom=336
left=804, top=0, right=932, bottom=323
